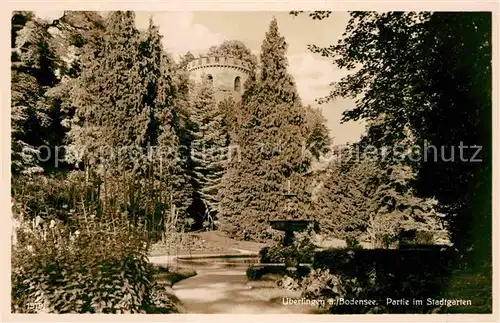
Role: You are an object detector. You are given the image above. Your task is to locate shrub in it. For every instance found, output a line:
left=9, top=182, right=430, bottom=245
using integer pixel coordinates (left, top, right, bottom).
left=259, top=244, right=314, bottom=266
left=415, top=231, right=435, bottom=244
left=11, top=214, right=156, bottom=314
left=258, top=225, right=317, bottom=265
left=297, top=267, right=386, bottom=314
left=148, top=284, right=178, bottom=313
left=12, top=172, right=100, bottom=223
left=246, top=265, right=262, bottom=280
left=298, top=268, right=342, bottom=304
left=259, top=246, right=270, bottom=263
left=295, top=246, right=458, bottom=314
left=247, top=264, right=310, bottom=281
left=346, top=237, right=362, bottom=249
left=148, top=265, right=195, bottom=314
left=12, top=171, right=182, bottom=242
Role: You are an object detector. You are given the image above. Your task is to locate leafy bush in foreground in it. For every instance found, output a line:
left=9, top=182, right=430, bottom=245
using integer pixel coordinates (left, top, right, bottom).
left=286, top=246, right=459, bottom=314
left=11, top=214, right=156, bottom=313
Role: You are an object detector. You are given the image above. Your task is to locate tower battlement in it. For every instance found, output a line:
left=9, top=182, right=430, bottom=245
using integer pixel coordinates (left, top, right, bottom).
left=187, top=56, right=252, bottom=73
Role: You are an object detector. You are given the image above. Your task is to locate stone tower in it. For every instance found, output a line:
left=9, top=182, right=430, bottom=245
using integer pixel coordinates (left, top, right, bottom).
left=187, top=56, right=252, bottom=102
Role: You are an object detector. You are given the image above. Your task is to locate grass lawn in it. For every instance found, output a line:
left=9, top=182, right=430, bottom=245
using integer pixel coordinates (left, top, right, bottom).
left=149, top=231, right=266, bottom=256
left=440, top=265, right=492, bottom=313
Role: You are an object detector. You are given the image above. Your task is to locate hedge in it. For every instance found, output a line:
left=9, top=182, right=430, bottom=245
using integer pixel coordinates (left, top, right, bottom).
left=311, top=246, right=461, bottom=313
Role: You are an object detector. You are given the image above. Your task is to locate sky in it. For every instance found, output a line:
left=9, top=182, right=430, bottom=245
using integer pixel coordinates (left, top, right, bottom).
left=35, top=11, right=366, bottom=145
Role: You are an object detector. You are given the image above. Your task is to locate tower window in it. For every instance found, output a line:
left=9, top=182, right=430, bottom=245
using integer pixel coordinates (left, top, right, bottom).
left=234, top=76, right=241, bottom=92
left=207, top=74, right=213, bottom=85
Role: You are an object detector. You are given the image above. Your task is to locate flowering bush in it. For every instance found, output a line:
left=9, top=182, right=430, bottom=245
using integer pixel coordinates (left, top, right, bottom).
left=11, top=214, right=155, bottom=313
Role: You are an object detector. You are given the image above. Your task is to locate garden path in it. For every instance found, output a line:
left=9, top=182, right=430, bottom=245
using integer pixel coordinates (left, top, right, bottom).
left=171, top=261, right=314, bottom=314
left=149, top=230, right=316, bottom=314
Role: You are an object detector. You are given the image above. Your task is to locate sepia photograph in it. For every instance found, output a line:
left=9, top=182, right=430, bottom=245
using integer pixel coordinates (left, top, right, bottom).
left=6, top=4, right=496, bottom=318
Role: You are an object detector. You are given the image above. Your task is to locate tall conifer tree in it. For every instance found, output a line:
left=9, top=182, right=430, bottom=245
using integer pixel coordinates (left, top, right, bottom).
left=66, top=12, right=168, bottom=226
left=190, top=80, right=229, bottom=228
left=218, top=96, right=239, bottom=143
left=11, top=12, right=61, bottom=174
left=218, top=18, right=312, bottom=241
left=143, top=19, right=194, bottom=230
left=66, top=11, right=144, bottom=171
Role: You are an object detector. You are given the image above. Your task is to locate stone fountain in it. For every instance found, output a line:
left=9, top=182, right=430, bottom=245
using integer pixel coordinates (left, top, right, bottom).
left=269, top=180, right=315, bottom=247
left=269, top=219, right=313, bottom=247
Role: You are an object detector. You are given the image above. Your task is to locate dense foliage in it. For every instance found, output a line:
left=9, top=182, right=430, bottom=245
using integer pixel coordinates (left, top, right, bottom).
left=190, top=80, right=229, bottom=229
left=12, top=200, right=154, bottom=313
left=297, top=10, right=491, bottom=266
left=304, top=106, right=332, bottom=160
left=315, top=147, right=447, bottom=246
left=288, top=247, right=462, bottom=314
left=259, top=224, right=318, bottom=266
left=10, top=11, right=189, bottom=314
left=294, top=10, right=492, bottom=312
left=11, top=12, right=63, bottom=175
left=10, top=10, right=492, bottom=314
left=218, top=18, right=313, bottom=241
left=207, top=40, right=258, bottom=69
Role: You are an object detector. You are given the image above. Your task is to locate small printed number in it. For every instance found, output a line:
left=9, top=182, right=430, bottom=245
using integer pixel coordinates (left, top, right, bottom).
left=27, top=302, right=43, bottom=310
